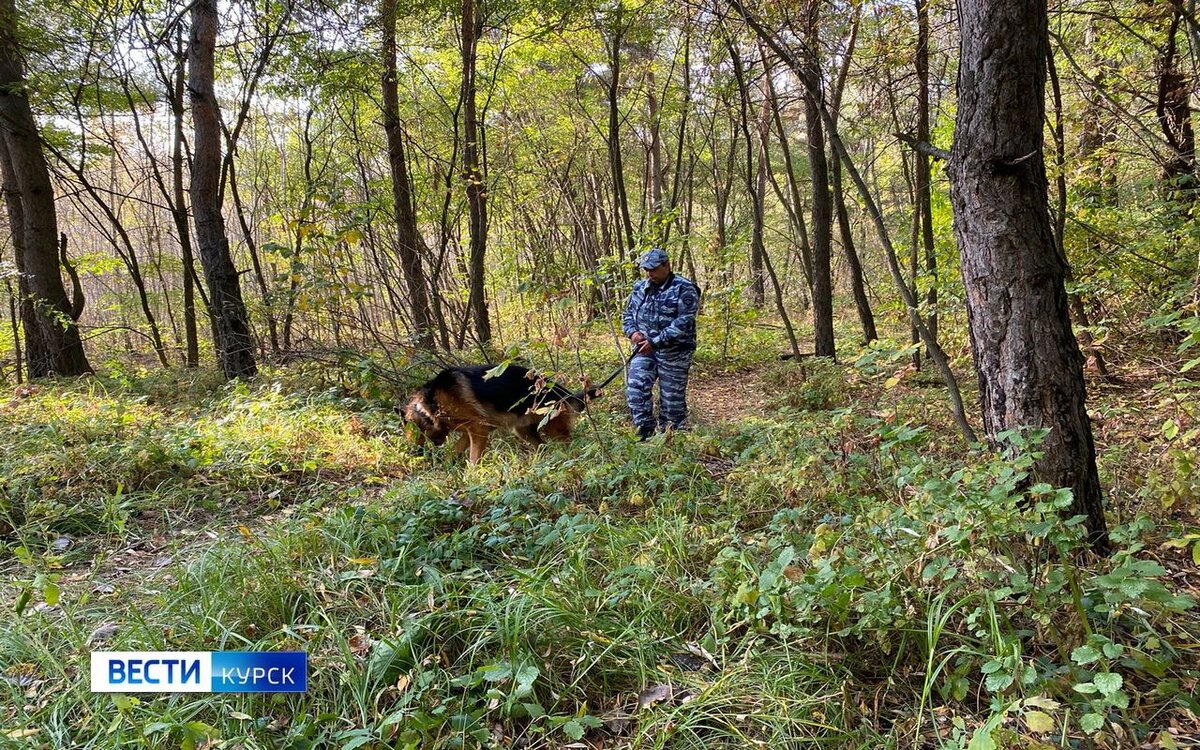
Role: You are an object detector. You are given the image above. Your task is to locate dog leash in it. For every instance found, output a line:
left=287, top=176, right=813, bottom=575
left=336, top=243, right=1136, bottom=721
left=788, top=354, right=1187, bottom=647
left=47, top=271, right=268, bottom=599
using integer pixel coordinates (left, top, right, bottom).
left=591, top=347, right=639, bottom=392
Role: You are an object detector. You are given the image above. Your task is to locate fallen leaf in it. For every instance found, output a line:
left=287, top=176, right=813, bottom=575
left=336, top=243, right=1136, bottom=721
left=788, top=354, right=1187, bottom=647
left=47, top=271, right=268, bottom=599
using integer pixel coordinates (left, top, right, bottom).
left=638, top=683, right=674, bottom=710
left=87, top=622, right=119, bottom=645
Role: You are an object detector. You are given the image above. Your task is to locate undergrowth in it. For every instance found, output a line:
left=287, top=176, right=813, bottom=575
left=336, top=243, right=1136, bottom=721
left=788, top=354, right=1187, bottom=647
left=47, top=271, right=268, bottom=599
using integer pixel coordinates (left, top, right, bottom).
left=1, top=342, right=1197, bottom=749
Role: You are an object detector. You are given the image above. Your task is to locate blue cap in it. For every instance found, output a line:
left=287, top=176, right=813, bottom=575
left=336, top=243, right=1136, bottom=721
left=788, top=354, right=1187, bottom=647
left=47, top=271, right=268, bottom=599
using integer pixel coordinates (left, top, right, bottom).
left=638, top=247, right=669, bottom=269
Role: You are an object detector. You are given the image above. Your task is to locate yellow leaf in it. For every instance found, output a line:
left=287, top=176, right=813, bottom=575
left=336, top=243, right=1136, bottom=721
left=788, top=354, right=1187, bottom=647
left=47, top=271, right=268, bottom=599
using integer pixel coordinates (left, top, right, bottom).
left=5, top=729, right=39, bottom=739
left=237, top=525, right=253, bottom=539
left=346, top=557, right=377, bottom=565
left=1024, top=710, right=1055, bottom=734
left=229, top=711, right=253, bottom=721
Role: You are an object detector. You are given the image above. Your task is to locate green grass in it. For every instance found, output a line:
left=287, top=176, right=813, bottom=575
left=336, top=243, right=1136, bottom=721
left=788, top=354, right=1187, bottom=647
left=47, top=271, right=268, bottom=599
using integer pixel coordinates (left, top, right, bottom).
left=1, top=331, right=1198, bottom=749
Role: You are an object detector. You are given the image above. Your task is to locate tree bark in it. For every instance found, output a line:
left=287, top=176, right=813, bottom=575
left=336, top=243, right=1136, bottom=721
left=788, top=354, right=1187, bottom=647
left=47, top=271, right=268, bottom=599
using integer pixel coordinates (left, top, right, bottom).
left=461, top=0, right=491, bottom=346
left=914, top=0, right=938, bottom=346
left=188, top=0, right=257, bottom=379
left=949, top=0, right=1109, bottom=551
left=828, top=11, right=875, bottom=345
left=801, top=0, right=835, bottom=358
left=763, top=59, right=814, bottom=291
left=0, top=0, right=91, bottom=378
left=1156, top=7, right=1197, bottom=210
left=172, top=29, right=200, bottom=367
left=727, top=39, right=765, bottom=308
left=380, top=0, right=435, bottom=349
left=607, top=4, right=636, bottom=262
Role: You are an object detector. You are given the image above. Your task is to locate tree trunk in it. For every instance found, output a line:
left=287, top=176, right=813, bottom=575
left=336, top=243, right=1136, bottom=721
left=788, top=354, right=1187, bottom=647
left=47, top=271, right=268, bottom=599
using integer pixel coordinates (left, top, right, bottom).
left=646, top=66, right=665, bottom=215
left=607, top=4, right=636, bottom=262
left=0, top=0, right=91, bottom=378
left=1048, top=44, right=1111, bottom=380
left=1156, top=8, right=1198, bottom=211
left=727, top=40, right=765, bottom=308
left=172, top=29, right=200, bottom=367
left=733, top=0, right=978, bottom=445
left=831, top=155, right=876, bottom=344
left=827, top=11, right=875, bottom=345
left=188, top=0, right=257, bottom=380
left=381, top=0, right=435, bottom=349
left=763, top=58, right=814, bottom=291
left=914, top=0, right=938, bottom=345
left=801, top=0, right=835, bottom=358
left=5, top=276, right=19, bottom=383
left=461, top=0, right=491, bottom=345
left=949, top=0, right=1109, bottom=551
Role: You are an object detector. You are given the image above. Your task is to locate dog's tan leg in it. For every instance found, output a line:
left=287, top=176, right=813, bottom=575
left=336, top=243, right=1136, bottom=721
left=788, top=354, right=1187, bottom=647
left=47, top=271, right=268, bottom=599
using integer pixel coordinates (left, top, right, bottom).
left=468, top=428, right=491, bottom=464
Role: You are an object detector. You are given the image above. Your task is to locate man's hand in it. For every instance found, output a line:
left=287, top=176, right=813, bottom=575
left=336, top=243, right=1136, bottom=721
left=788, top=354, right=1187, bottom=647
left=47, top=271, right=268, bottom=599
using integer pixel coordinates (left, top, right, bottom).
left=630, top=331, right=653, bottom=355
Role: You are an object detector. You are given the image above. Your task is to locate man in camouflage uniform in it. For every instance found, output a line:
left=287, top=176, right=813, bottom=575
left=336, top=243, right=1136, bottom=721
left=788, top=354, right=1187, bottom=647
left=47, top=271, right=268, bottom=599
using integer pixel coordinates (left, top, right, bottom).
left=622, top=248, right=700, bottom=440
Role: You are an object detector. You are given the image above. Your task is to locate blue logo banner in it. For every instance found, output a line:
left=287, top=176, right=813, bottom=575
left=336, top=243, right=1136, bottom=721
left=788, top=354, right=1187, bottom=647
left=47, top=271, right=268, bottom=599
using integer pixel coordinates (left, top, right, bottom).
left=91, top=651, right=307, bottom=693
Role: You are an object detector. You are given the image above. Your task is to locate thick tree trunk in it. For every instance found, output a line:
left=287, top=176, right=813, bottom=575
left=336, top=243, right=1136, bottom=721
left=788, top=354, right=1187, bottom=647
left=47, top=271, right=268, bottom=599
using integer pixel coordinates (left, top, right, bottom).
left=461, top=0, right=491, bottom=346
left=0, top=0, right=91, bottom=378
left=188, top=0, right=257, bottom=380
left=949, top=0, right=1108, bottom=551
left=380, top=0, right=435, bottom=349
left=801, top=0, right=835, bottom=358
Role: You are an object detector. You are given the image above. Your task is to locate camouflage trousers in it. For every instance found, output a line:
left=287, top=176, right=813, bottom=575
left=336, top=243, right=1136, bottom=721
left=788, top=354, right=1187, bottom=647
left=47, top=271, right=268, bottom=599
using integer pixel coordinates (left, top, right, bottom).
left=626, top=349, right=693, bottom=434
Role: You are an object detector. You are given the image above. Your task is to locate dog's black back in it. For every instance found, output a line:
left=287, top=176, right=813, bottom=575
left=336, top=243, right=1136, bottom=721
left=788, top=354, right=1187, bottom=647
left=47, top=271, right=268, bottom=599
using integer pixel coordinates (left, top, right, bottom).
left=425, top=364, right=579, bottom=414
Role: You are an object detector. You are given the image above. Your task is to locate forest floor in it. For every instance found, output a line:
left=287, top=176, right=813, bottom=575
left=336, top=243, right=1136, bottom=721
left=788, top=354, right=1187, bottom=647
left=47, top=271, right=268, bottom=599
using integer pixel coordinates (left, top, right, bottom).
left=1, top=326, right=1198, bottom=749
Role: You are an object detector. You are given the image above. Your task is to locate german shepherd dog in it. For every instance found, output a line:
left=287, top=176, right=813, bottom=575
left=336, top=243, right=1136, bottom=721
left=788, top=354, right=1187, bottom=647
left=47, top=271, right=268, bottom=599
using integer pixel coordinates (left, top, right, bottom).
left=402, top=364, right=600, bottom=464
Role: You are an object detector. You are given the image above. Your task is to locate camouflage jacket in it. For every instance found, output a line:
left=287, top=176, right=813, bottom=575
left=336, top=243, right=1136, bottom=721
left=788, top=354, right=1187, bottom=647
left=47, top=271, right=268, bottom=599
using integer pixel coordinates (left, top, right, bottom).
left=621, top=273, right=700, bottom=352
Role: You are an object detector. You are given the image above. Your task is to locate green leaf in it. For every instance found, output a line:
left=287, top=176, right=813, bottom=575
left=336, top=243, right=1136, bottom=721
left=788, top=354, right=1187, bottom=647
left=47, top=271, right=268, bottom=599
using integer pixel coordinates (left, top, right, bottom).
left=1071, top=644, right=1101, bottom=665
left=1024, top=710, right=1055, bottom=733
left=1101, top=642, right=1124, bottom=659
left=1080, top=712, right=1105, bottom=733
left=522, top=702, right=546, bottom=719
left=481, top=663, right=512, bottom=682
left=1094, top=672, right=1123, bottom=696
left=1163, top=418, right=1179, bottom=439
left=562, top=719, right=585, bottom=741
left=985, top=671, right=1013, bottom=692
left=515, top=664, right=539, bottom=690
left=43, top=581, right=59, bottom=606
left=967, top=726, right=997, bottom=750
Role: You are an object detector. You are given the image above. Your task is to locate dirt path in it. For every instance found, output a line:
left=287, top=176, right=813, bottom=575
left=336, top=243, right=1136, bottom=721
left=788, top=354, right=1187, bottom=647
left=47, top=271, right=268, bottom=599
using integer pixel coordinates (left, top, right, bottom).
left=689, top=368, right=769, bottom=426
